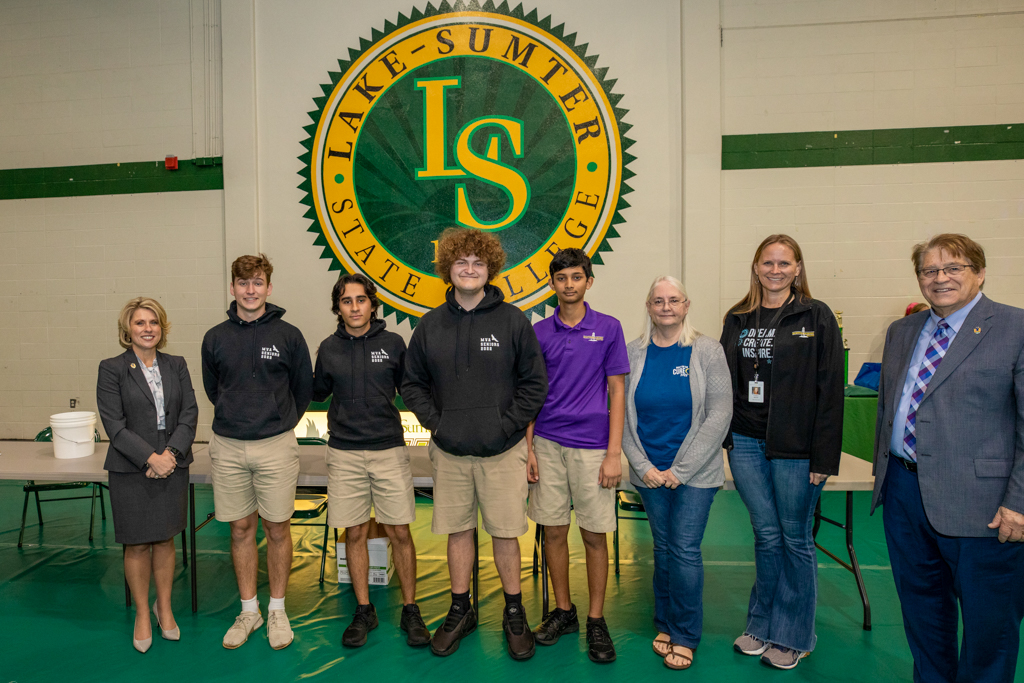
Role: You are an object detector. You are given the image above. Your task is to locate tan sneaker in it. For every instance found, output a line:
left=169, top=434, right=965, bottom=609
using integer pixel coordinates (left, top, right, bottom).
left=267, top=609, right=294, bottom=650
left=223, top=610, right=263, bottom=649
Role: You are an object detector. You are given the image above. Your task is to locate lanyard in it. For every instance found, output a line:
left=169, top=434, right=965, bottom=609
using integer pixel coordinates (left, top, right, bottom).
left=752, top=293, right=793, bottom=375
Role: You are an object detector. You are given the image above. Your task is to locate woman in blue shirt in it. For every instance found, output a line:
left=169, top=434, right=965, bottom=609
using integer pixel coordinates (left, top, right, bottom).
left=622, top=276, right=733, bottom=670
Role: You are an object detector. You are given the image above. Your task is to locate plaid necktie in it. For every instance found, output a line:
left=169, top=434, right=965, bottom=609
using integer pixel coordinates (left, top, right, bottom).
left=902, top=320, right=951, bottom=461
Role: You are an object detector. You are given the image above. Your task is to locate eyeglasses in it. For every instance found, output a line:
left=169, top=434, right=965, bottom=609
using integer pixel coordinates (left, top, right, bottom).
left=916, top=264, right=976, bottom=280
left=649, top=298, right=687, bottom=308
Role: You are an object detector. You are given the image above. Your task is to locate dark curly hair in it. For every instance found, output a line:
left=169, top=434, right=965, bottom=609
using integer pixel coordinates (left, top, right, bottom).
left=435, top=228, right=506, bottom=284
left=331, top=273, right=380, bottom=324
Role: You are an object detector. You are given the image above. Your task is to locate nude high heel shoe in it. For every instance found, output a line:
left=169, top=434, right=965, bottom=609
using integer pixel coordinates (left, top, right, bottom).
left=153, top=603, right=180, bottom=641
left=134, top=616, right=152, bottom=653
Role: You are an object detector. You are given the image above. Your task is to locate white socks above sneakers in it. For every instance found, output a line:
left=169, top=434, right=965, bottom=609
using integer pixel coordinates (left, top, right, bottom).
left=240, top=596, right=284, bottom=613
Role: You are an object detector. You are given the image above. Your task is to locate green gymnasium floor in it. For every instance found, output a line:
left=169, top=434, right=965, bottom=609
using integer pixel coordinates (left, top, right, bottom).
left=0, top=480, right=997, bottom=682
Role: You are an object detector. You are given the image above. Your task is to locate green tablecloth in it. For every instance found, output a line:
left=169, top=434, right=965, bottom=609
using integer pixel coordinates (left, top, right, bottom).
left=842, top=385, right=878, bottom=462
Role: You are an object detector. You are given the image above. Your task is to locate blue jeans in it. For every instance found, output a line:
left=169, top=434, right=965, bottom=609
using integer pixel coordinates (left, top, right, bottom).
left=729, top=433, right=824, bottom=652
left=636, top=483, right=717, bottom=649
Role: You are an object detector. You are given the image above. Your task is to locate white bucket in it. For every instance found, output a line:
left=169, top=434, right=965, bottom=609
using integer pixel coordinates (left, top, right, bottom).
left=50, top=411, right=97, bottom=459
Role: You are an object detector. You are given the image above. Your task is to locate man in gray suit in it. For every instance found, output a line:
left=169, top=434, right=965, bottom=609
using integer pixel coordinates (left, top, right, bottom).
left=872, top=233, right=1024, bottom=683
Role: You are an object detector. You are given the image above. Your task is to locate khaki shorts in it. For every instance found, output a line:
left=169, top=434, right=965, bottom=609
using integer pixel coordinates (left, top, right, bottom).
left=326, top=445, right=416, bottom=528
left=527, top=436, right=616, bottom=533
left=429, top=439, right=529, bottom=538
left=209, top=431, right=300, bottom=523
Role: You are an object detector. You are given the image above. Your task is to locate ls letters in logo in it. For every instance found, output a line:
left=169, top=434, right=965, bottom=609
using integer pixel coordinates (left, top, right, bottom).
left=300, top=2, right=634, bottom=323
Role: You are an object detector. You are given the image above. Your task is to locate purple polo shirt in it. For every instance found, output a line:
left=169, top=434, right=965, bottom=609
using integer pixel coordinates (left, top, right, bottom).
left=533, top=303, right=630, bottom=449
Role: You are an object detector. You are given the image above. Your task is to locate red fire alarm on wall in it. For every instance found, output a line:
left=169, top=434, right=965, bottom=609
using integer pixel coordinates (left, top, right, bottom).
left=165, top=155, right=178, bottom=170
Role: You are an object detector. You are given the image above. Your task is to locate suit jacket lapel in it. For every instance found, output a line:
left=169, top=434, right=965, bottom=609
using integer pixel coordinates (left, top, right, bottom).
left=889, top=313, right=928, bottom=411
left=923, top=296, right=993, bottom=398
left=125, top=350, right=156, bottom=408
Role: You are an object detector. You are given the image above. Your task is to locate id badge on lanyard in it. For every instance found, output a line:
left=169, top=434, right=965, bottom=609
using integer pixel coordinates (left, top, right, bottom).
left=749, top=294, right=792, bottom=404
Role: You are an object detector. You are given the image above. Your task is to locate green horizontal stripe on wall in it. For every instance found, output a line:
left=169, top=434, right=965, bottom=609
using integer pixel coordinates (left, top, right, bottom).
left=722, top=124, right=1024, bottom=170
left=0, top=157, right=223, bottom=200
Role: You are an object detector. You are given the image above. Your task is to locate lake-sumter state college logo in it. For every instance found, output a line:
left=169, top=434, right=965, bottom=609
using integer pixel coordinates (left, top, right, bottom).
left=299, top=1, right=635, bottom=323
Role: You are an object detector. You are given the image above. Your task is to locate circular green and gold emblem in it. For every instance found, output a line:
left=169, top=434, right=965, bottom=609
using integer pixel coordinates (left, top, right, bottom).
left=299, top=2, right=635, bottom=322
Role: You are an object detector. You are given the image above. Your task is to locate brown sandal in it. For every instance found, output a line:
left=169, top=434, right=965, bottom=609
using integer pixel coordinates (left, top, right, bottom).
left=664, top=644, right=694, bottom=670
left=653, top=633, right=672, bottom=657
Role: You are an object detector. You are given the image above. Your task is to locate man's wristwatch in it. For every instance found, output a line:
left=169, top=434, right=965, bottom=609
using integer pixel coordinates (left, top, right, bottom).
left=166, top=446, right=182, bottom=458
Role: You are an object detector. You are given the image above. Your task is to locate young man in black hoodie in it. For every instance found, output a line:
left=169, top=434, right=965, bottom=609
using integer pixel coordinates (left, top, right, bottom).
left=402, top=228, right=548, bottom=661
left=201, top=254, right=313, bottom=651
left=311, top=273, right=430, bottom=649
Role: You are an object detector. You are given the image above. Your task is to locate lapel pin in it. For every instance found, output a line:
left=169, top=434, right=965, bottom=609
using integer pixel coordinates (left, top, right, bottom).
left=130, top=363, right=136, bottom=368
left=973, top=327, right=981, bottom=334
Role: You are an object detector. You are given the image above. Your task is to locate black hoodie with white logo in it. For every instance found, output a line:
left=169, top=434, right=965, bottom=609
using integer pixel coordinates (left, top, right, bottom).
left=312, top=318, right=406, bottom=450
left=402, top=285, right=548, bottom=457
left=201, top=302, right=313, bottom=440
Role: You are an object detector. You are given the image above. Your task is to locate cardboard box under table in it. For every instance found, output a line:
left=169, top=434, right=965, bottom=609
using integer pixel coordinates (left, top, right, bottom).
left=337, top=518, right=394, bottom=585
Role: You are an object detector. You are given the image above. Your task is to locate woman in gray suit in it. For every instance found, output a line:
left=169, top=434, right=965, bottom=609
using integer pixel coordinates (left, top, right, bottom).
left=622, top=276, right=733, bottom=671
left=97, top=297, right=198, bottom=653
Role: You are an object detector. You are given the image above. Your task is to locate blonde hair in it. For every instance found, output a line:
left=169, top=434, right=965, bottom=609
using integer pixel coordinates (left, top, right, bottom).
left=726, top=234, right=812, bottom=321
left=117, top=297, right=170, bottom=350
left=639, top=276, right=701, bottom=348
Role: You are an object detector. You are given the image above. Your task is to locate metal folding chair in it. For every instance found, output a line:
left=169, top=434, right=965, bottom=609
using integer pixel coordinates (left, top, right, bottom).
left=613, top=490, right=647, bottom=575
left=19, top=427, right=106, bottom=547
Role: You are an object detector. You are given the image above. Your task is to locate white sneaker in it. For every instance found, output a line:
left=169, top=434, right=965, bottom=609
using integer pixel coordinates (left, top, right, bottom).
left=267, top=609, right=294, bottom=650
left=733, top=632, right=770, bottom=656
left=761, top=646, right=809, bottom=669
left=223, top=610, right=263, bottom=649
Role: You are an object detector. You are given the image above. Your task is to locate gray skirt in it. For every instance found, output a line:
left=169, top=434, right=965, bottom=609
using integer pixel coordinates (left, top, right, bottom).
left=108, top=430, right=188, bottom=545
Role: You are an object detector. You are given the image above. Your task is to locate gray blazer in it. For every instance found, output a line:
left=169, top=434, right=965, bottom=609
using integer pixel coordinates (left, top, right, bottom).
left=96, top=349, right=198, bottom=473
left=871, top=295, right=1024, bottom=537
left=623, top=334, right=733, bottom=489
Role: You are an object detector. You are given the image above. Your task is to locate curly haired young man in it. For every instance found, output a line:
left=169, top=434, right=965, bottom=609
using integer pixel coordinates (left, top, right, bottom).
left=402, top=228, right=548, bottom=661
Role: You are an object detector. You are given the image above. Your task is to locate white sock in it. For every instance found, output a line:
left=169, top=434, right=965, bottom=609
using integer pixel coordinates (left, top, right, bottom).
left=268, top=596, right=285, bottom=612
left=241, top=596, right=258, bottom=614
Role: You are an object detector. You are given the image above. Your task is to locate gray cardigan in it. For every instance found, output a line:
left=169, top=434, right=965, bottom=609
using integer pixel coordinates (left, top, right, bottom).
left=623, top=334, right=733, bottom=489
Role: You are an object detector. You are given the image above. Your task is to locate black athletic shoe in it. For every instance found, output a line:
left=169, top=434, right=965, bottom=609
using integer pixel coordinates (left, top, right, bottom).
left=342, top=603, right=378, bottom=648
left=400, top=604, right=431, bottom=647
left=586, top=617, right=617, bottom=663
left=502, top=602, right=535, bottom=661
left=430, top=601, right=477, bottom=656
left=533, top=604, right=580, bottom=645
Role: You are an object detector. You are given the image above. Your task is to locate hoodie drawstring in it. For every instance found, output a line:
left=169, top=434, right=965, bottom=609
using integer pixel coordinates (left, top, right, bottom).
left=467, top=311, right=475, bottom=371
left=361, top=336, right=368, bottom=407
left=454, top=318, right=461, bottom=380
left=251, top=320, right=258, bottom=378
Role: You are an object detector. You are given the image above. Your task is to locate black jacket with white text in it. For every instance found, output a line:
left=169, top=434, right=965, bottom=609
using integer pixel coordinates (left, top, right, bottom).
left=402, top=285, right=548, bottom=457
left=312, top=318, right=406, bottom=451
left=201, top=302, right=313, bottom=441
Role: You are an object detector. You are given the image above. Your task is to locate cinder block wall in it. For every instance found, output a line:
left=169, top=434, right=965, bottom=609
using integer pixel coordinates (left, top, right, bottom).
left=3, top=0, right=1023, bottom=439
left=0, top=0, right=225, bottom=440
left=720, top=2, right=1024, bottom=379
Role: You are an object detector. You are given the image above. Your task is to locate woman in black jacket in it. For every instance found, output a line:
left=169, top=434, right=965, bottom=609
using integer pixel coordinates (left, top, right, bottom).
left=96, top=297, right=198, bottom=653
left=719, top=235, right=843, bottom=670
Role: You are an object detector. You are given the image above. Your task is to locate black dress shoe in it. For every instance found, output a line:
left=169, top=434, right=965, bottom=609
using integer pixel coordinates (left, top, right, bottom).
left=342, top=603, right=378, bottom=648
left=502, top=602, right=535, bottom=661
left=533, top=604, right=580, bottom=645
left=430, top=601, right=477, bottom=656
left=586, top=617, right=617, bottom=663
left=400, top=603, right=432, bottom=647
